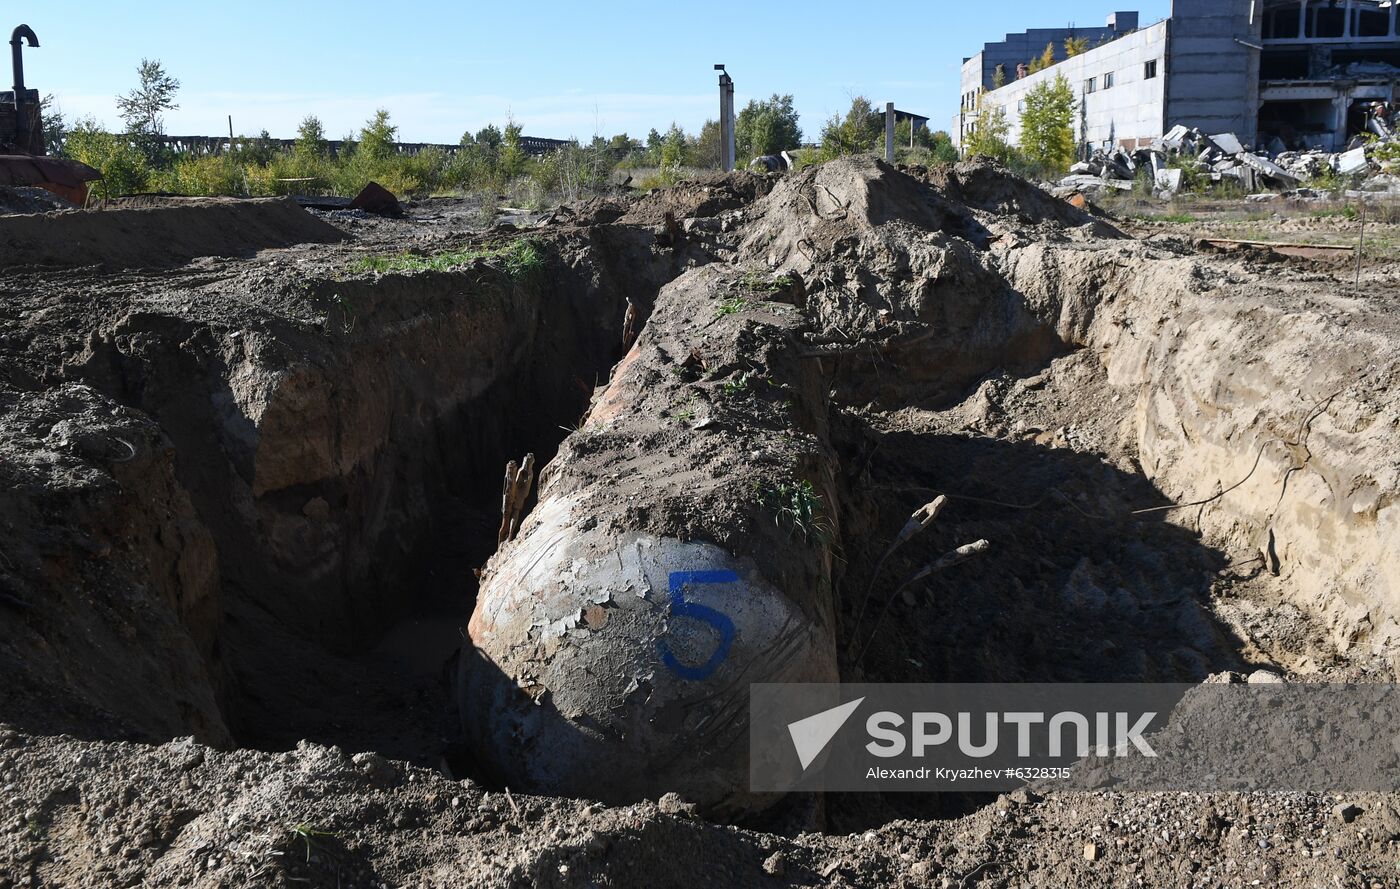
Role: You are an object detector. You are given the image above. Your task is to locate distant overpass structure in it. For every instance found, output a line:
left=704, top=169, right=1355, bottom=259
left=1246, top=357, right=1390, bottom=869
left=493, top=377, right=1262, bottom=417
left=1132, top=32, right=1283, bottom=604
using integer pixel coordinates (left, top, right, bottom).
left=148, top=134, right=574, bottom=158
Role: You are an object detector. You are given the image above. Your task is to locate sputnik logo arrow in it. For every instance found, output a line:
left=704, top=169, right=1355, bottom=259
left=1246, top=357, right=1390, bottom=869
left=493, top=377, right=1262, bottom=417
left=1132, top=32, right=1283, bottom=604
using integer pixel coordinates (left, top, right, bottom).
left=787, top=697, right=865, bottom=770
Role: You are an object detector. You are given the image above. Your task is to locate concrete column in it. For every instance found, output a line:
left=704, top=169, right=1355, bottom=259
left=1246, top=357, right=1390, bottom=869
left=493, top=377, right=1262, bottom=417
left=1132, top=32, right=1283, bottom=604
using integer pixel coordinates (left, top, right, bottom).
left=717, top=67, right=735, bottom=172
left=1344, top=0, right=1354, bottom=37
left=726, top=81, right=736, bottom=169
left=1333, top=94, right=1349, bottom=151
left=1390, top=0, right=1397, bottom=37
left=884, top=102, right=895, bottom=164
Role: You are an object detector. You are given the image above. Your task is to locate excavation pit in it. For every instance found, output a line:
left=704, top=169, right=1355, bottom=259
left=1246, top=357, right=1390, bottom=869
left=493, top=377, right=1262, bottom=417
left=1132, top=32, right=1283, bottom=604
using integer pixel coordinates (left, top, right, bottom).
left=3, top=161, right=1400, bottom=885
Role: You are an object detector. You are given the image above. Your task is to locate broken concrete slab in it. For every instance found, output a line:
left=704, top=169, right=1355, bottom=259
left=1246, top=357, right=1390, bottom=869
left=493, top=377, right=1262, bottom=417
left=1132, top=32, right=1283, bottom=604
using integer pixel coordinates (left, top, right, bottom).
left=1162, top=124, right=1191, bottom=147
left=1338, top=147, right=1370, bottom=176
left=1211, top=133, right=1244, bottom=155
left=1155, top=168, right=1183, bottom=193
left=1238, top=152, right=1300, bottom=187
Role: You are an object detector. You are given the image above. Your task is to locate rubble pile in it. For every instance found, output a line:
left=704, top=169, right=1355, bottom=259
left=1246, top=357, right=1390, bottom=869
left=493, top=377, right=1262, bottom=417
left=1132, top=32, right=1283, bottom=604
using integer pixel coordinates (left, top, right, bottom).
left=1058, top=111, right=1400, bottom=200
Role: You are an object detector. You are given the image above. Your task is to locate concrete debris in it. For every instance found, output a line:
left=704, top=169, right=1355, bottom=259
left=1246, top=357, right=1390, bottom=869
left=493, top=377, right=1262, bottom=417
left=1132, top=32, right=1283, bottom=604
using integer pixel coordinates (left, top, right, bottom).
left=1338, top=147, right=1370, bottom=177
left=1154, top=168, right=1182, bottom=194
left=1058, top=119, right=1398, bottom=198
left=1210, top=132, right=1244, bottom=156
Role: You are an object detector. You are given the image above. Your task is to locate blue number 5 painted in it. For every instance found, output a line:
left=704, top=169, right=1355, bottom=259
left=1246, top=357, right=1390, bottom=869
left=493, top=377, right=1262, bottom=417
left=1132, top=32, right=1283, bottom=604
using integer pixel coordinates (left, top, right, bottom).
left=658, top=570, right=738, bottom=681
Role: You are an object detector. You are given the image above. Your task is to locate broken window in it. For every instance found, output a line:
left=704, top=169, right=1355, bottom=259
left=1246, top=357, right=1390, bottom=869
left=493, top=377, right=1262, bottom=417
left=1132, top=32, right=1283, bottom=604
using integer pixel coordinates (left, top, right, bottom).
left=1308, top=6, right=1346, bottom=38
left=1265, top=3, right=1304, bottom=39
left=1357, top=7, right=1390, bottom=36
left=1104, top=71, right=1116, bottom=88
left=1144, top=59, right=1158, bottom=79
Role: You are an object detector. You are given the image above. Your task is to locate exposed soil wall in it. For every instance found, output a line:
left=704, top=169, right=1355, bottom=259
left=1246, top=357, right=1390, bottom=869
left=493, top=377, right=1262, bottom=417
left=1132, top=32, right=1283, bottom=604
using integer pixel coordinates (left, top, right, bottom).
left=0, top=212, right=671, bottom=747
left=0, top=197, right=346, bottom=270
left=0, top=385, right=227, bottom=744
left=1081, top=255, right=1398, bottom=659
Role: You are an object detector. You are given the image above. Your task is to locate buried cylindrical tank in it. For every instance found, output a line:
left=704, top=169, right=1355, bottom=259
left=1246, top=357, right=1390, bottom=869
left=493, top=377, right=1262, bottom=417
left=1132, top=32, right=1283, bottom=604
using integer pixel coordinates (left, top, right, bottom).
left=459, top=264, right=840, bottom=816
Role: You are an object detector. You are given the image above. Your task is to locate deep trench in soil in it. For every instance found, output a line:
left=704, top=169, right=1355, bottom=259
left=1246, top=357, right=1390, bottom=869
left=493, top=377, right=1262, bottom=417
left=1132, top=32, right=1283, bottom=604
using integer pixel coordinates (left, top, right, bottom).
left=214, top=276, right=640, bottom=769
left=174, top=260, right=1254, bottom=834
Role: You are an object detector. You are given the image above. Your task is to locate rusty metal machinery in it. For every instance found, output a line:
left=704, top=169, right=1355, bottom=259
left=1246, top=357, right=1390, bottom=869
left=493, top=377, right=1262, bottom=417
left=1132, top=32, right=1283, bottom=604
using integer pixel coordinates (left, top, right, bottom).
left=1, top=24, right=101, bottom=204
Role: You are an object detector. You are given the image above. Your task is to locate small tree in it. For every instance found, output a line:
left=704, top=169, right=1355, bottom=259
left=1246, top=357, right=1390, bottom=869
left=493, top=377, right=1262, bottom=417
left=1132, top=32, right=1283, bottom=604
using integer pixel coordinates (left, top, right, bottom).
left=1019, top=73, right=1077, bottom=174
left=817, top=96, right=882, bottom=161
left=694, top=119, right=722, bottom=170
left=993, top=65, right=1007, bottom=89
left=475, top=124, right=503, bottom=155
left=358, top=109, right=398, bottom=162
left=498, top=117, right=528, bottom=180
left=964, top=97, right=1015, bottom=163
left=240, top=129, right=277, bottom=166
left=735, top=94, right=802, bottom=161
left=295, top=115, right=326, bottom=158
left=1028, top=43, right=1057, bottom=74
left=658, top=122, right=690, bottom=172
left=644, top=128, right=664, bottom=165
left=1064, top=36, right=1089, bottom=57
left=63, top=117, right=151, bottom=198
left=116, top=59, right=180, bottom=136
left=608, top=133, right=640, bottom=155
left=929, top=130, right=960, bottom=164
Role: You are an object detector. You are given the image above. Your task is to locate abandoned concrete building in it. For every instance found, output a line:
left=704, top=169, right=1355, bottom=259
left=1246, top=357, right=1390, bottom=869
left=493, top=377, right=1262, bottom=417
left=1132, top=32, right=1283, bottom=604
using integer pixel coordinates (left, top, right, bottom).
left=953, top=0, right=1400, bottom=153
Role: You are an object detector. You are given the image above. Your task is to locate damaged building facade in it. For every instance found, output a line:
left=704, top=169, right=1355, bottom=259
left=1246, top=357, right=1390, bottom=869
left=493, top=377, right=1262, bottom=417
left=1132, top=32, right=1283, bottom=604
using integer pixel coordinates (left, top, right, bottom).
left=954, top=0, right=1400, bottom=154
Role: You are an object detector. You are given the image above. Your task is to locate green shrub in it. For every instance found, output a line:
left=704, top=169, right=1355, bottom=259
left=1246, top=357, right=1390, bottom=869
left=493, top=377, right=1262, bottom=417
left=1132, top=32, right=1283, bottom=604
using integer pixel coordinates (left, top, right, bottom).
left=151, top=154, right=246, bottom=196
left=57, top=107, right=631, bottom=205
left=62, top=117, right=151, bottom=198
left=815, top=96, right=882, bottom=162
left=964, top=99, right=1017, bottom=165
left=1372, top=141, right=1400, bottom=170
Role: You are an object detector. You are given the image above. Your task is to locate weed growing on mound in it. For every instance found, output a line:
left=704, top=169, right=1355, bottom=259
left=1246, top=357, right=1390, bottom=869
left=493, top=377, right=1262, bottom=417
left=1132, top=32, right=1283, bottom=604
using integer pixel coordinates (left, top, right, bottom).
left=357, top=239, right=545, bottom=287
left=757, top=479, right=832, bottom=545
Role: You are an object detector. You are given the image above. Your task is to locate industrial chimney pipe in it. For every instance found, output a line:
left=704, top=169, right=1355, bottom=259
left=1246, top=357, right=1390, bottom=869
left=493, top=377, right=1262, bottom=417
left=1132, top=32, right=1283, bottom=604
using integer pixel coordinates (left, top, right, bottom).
left=10, top=25, right=38, bottom=151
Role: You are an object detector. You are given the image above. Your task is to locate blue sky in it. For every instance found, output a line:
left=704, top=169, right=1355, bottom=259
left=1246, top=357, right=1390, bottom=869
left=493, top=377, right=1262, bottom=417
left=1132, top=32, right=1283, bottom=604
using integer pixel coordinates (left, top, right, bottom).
left=27, top=0, right=1170, bottom=144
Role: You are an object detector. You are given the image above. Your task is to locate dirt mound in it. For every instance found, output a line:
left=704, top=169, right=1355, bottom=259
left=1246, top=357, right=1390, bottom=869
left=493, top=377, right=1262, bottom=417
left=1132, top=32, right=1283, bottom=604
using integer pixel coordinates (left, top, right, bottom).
left=618, top=171, right=770, bottom=227
left=734, top=156, right=1067, bottom=405
left=914, top=157, right=1124, bottom=237
left=0, top=185, right=75, bottom=215
left=0, top=197, right=347, bottom=270
left=0, top=383, right=227, bottom=745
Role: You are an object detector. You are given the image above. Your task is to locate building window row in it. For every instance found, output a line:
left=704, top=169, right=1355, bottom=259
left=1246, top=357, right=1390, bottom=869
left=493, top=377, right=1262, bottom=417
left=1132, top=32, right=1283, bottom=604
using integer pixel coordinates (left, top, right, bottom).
left=1086, top=60, right=1160, bottom=94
